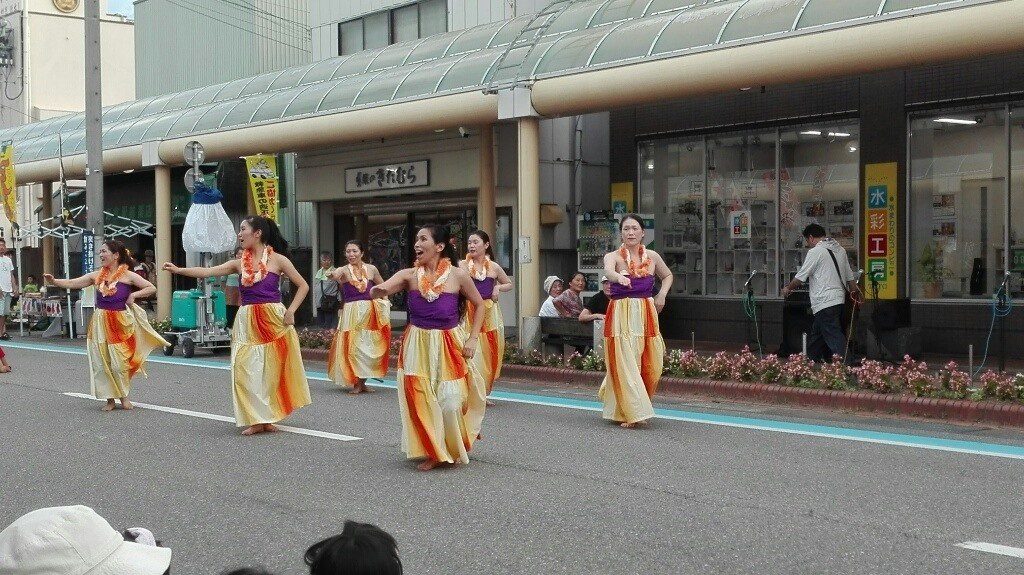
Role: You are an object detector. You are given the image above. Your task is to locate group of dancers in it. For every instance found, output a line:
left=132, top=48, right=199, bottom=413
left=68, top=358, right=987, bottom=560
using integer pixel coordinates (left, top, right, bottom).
left=43, top=213, right=673, bottom=470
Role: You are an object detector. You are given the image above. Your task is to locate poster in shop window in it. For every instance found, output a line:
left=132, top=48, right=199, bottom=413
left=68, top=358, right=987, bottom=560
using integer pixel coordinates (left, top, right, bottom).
left=863, top=162, right=898, bottom=299
left=729, top=209, right=751, bottom=240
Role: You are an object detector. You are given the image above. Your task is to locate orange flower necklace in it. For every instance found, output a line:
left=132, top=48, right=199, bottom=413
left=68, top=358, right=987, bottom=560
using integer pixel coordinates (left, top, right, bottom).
left=619, top=244, right=652, bottom=277
left=241, top=247, right=273, bottom=287
left=465, top=254, right=491, bottom=281
left=95, top=264, right=128, bottom=297
left=416, top=257, right=453, bottom=303
left=347, top=262, right=369, bottom=293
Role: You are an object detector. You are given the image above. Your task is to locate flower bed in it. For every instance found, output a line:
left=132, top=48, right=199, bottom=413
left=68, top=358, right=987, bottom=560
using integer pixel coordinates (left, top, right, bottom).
left=503, top=344, right=1024, bottom=405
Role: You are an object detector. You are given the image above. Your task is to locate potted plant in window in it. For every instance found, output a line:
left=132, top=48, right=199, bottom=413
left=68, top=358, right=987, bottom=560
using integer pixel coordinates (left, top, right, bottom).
left=918, top=243, right=945, bottom=298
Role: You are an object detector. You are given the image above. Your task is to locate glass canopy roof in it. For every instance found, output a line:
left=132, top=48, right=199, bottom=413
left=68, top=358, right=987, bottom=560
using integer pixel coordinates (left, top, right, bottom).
left=0, top=0, right=982, bottom=164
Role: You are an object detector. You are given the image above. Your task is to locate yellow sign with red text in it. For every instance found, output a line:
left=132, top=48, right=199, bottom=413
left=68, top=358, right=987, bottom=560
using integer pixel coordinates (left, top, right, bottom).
left=864, top=162, right=898, bottom=299
left=244, top=154, right=279, bottom=222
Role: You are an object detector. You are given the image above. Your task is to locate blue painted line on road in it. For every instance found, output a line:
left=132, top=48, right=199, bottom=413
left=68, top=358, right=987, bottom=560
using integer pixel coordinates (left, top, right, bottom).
left=10, top=340, right=1024, bottom=460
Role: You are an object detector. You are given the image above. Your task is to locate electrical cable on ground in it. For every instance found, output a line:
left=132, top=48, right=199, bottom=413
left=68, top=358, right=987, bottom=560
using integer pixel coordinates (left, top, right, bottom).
left=743, top=289, right=763, bottom=357
left=972, top=282, right=1013, bottom=378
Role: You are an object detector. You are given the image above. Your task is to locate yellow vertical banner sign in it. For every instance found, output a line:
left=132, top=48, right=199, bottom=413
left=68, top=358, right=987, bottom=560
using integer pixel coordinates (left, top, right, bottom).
left=244, top=154, right=279, bottom=222
left=610, top=182, right=634, bottom=214
left=863, top=162, right=898, bottom=299
left=0, top=142, right=17, bottom=227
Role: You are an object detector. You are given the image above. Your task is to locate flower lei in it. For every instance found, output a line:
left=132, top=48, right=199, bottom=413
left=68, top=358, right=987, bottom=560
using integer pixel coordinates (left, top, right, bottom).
left=416, top=258, right=453, bottom=303
left=619, top=244, right=652, bottom=277
left=95, top=264, right=128, bottom=297
left=347, top=262, right=369, bottom=293
left=465, top=254, right=490, bottom=281
left=241, top=247, right=273, bottom=287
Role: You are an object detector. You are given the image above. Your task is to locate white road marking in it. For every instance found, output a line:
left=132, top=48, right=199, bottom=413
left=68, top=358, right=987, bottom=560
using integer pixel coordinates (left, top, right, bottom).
left=62, top=392, right=361, bottom=442
left=957, top=542, right=1024, bottom=559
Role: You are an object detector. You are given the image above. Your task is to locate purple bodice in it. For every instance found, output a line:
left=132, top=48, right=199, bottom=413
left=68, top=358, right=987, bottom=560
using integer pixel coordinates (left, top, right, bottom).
left=240, top=272, right=282, bottom=306
left=407, top=291, right=460, bottom=330
left=473, top=277, right=496, bottom=300
left=609, top=275, right=655, bottom=300
left=342, top=280, right=375, bottom=304
left=96, top=282, right=132, bottom=311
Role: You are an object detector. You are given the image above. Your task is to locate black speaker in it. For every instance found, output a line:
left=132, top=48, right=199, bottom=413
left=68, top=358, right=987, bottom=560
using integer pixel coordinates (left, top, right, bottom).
left=871, top=298, right=911, bottom=332
left=970, top=258, right=986, bottom=296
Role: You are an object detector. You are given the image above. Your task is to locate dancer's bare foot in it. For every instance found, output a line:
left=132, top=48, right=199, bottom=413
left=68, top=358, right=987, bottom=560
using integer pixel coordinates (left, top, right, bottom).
left=486, top=399, right=496, bottom=407
left=416, top=458, right=441, bottom=471
left=263, top=423, right=279, bottom=432
left=348, top=384, right=366, bottom=394
left=120, top=398, right=134, bottom=410
left=102, top=400, right=116, bottom=412
left=241, top=425, right=263, bottom=435
left=0, top=365, right=11, bottom=373
left=620, top=420, right=647, bottom=429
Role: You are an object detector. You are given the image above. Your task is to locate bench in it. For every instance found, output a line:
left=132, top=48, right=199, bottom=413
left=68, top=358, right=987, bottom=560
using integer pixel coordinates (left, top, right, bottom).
left=540, top=317, right=595, bottom=355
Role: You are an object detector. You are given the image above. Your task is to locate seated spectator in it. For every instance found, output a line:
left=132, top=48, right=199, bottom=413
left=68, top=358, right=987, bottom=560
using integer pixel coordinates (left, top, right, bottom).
left=22, top=275, right=39, bottom=295
left=579, top=276, right=611, bottom=323
left=0, top=505, right=171, bottom=574
left=553, top=272, right=586, bottom=318
left=305, top=520, right=402, bottom=575
left=538, top=275, right=563, bottom=317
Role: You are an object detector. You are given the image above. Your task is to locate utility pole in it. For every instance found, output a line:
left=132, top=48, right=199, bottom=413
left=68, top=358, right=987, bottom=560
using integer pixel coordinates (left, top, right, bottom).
left=84, top=0, right=103, bottom=255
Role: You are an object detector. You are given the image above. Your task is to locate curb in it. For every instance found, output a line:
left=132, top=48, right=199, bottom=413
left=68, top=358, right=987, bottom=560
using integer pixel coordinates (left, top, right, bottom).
left=299, top=349, right=1024, bottom=428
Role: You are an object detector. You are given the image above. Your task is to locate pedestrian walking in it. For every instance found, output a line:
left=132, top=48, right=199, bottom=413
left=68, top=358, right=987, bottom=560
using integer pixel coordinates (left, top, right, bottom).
left=458, top=230, right=511, bottom=406
left=163, top=216, right=311, bottom=436
left=780, top=223, right=863, bottom=362
left=370, top=225, right=487, bottom=471
left=0, top=238, right=17, bottom=340
left=598, top=214, right=673, bottom=428
left=44, top=240, right=166, bottom=411
left=327, top=240, right=391, bottom=394
left=314, top=251, right=338, bottom=329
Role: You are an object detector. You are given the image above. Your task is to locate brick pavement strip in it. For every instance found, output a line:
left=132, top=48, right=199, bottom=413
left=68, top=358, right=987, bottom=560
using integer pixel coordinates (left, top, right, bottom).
left=299, top=347, right=1024, bottom=428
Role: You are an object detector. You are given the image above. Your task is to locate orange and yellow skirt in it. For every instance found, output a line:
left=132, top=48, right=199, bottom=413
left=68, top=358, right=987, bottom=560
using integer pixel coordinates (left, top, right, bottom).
left=461, top=299, right=504, bottom=396
left=598, top=296, right=664, bottom=424
left=231, top=303, right=311, bottom=427
left=397, top=324, right=487, bottom=464
left=328, top=298, right=392, bottom=387
left=87, top=304, right=169, bottom=400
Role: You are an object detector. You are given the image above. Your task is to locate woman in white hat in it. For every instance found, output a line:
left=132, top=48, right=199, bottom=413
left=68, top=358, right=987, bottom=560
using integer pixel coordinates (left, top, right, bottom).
left=538, top=275, right=563, bottom=317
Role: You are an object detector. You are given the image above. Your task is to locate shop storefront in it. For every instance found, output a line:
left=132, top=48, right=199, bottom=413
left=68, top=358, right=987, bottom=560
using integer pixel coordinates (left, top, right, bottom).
left=611, top=52, right=1024, bottom=357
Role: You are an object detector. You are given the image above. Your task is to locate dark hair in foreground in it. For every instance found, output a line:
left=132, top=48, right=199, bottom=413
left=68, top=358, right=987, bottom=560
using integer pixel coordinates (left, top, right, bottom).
left=305, top=521, right=402, bottom=575
left=419, top=225, right=459, bottom=263
left=244, top=215, right=289, bottom=256
left=105, top=239, right=137, bottom=269
left=619, top=213, right=645, bottom=231
left=802, top=223, right=826, bottom=239
left=469, top=229, right=495, bottom=259
left=220, top=569, right=274, bottom=575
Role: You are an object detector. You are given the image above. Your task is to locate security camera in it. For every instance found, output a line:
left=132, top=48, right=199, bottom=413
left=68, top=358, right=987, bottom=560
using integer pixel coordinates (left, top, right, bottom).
left=458, top=127, right=469, bottom=138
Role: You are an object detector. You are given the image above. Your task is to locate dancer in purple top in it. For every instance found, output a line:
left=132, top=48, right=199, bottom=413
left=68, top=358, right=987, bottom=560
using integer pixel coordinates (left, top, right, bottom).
left=370, top=225, right=487, bottom=471
left=457, top=230, right=511, bottom=406
left=44, top=240, right=166, bottom=411
left=599, top=214, right=674, bottom=428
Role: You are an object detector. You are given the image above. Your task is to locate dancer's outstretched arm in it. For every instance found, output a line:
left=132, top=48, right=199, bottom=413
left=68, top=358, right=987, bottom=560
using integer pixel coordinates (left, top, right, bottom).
left=43, top=272, right=96, bottom=290
left=369, top=268, right=413, bottom=299
left=163, top=259, right=239, bottom=279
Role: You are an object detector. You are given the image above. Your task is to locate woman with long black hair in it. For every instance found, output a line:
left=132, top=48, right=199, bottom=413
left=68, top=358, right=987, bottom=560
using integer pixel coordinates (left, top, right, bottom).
left=599, top=214, right=673, bottom=428
left=44, top=240, right=167, bottom=411
left=370, top=225, right=487, bottom=470
left=163, top=216, right=311, bottom=435
left=457, top=230, right=511, bottom=405
left=328, top=240, right=391, bottom=394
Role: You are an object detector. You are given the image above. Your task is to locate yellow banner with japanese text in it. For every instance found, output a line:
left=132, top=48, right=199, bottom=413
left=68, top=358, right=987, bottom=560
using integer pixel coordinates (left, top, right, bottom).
left=0, top=142, right=17, bottom=227
left=244, top=154, right=279, bottom=222
left=863, top=162, right=898, bottom=299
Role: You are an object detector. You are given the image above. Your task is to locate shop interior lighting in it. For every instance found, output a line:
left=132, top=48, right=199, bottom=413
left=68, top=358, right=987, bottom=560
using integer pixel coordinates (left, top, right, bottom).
left=933, top=118, right=977, bottom=125
left=645, top=160, right=655, bottom=171
left=799, top=130, right=850, bottom=137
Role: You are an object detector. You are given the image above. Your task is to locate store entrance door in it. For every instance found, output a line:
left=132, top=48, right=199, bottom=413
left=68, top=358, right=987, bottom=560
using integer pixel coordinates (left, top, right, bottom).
left=364, top=208, right=476, bottom=310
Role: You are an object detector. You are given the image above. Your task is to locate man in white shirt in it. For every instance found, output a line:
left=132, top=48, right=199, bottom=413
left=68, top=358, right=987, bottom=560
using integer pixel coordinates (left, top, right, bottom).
left=538, top=275, right=563, bottom=317
left=781, top=224, right=862, bottom=362
left=0, top=239, right=17, bottom=340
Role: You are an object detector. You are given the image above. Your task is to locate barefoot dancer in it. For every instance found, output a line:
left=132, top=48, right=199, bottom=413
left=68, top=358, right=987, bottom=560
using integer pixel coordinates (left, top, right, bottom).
left=163, top=216, right=311, bottom=435
left=370, top=225, right=487, bottom=471
left=599, top=214, right=673, bottom=428
left=457, top=230, right=511, bottom=407
left=44, top=240, right=167, bottom=411
left=328, top=240, right=391, bottom=394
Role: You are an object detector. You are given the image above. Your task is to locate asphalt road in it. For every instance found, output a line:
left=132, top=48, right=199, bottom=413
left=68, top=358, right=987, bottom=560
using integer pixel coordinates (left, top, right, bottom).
left=2, top=340, right=1024, bottom=575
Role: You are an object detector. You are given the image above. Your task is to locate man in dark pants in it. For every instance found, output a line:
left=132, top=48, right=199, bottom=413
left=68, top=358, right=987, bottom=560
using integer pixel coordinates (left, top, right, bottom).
left=781, top=224, right=863, bottom=362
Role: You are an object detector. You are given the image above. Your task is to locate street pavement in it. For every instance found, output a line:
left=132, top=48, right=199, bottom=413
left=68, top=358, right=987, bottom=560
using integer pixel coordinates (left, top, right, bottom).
left=2, top=340, right=1024, bottom=574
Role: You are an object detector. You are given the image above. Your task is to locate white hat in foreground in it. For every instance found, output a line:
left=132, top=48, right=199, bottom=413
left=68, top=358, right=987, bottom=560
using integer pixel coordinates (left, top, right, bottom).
left=0, top=505, right=171, bottom=575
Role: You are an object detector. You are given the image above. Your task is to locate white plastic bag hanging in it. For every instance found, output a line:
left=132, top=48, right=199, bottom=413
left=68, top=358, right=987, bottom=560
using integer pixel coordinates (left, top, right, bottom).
left=182, top=181, right=236, bottom=253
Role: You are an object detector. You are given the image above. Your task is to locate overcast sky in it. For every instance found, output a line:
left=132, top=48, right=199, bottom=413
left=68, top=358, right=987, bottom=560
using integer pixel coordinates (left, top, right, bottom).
left=107, top=0, right=134, bottom=17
